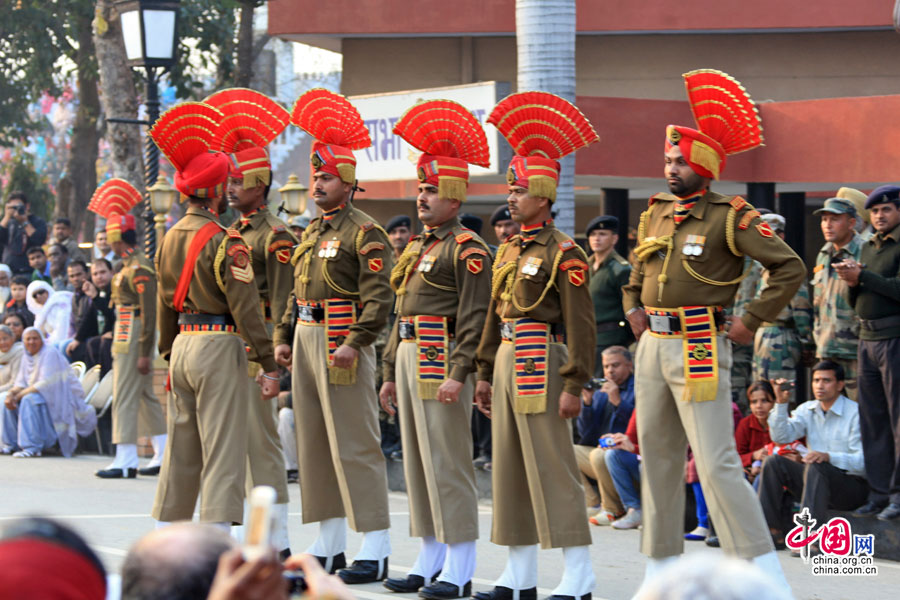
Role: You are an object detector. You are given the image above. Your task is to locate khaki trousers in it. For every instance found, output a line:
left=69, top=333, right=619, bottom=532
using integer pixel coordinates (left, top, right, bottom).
left=396, top=340, right=478, bottom=544
left=635, top=333, right=773, bottom=559
left=491, top=341, right=591, bottom=549
left=291, top=323, right=389, bottom=532
left=111, top=316, right=165, bottom=444
left=151, top=333, right=250, bottom=524
left=572, top=445, right=622, bottom=514
left=245, top=373, right=290, bottom=504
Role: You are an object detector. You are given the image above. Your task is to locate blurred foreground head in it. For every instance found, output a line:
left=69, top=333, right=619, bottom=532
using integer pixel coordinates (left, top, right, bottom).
left=634, top=553, right=791, bottom=600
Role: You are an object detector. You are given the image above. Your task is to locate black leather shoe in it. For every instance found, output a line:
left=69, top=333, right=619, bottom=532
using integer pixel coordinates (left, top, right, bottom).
left=704, top=535, right=720, bottom=548
left=472, top=586, right=537, bottom=600
left=95, top=467, right=137, bottom=479
left=546, top=595, right=591, bottom=600
left=385, top=574, right=426, bottom=593
left=877, top=502, right=900, bottom=521
left=852, top=501, right=886, bottom=517
left=137, top=465, right=160, bottom=476
left=316, top=552, right=346, bottom=574
left=279, top=548, right=292, bottom=562
left=338, top=558, right=388, bottom=584
left=420, top=581, right=471, bottom=599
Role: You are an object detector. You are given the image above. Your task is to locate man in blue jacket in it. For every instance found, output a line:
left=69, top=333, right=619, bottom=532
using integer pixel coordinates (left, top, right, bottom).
left=573, top=345, right=635, bottom=525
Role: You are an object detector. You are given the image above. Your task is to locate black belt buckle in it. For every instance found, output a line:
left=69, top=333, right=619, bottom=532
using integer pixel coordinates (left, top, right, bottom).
left=177, top=313, right=235, bottom=327
left=399, top=321, right=415, bottom=339
left=500, top=321, right=514, bottom=340
left=297, top=305, right=324, bottom=322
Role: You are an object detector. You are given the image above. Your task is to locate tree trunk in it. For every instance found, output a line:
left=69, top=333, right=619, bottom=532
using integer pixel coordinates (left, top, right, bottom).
left=62, top=4, right=102, bottom=243
left=94, top=0, right=144, bottom=230
left=515, top=0, right=577, bottom=235
left=235, top=1, right=256, bottom=88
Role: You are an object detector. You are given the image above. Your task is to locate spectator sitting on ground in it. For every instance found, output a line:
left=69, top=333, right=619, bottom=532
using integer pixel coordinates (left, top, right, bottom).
left=6, top=274, right=35, bottom=326
left=602, top=408, right=642, bottom=530
left=1, top=327, right=95, bottom=457
left=0, top=192, right=48, bottom=274
left=51, top=217, right=87, bottom=263
left=574, top=345, right=635, bottom=526
left=0, top=325, right=23, bottom=404
left=0, top=516, right=106, bottom=600
left=47, top=243, right=72, bottom=290
left=3, top=312, right=26, bottom=341
left=0, top=264, right=11, bottom=306
left=736, top=381, right=777, bottom=486
left=757, top=361, right=867, bottom=549
left=26, top=246, right=52, bottom=284
left=29, top=279, right=74, bottom=346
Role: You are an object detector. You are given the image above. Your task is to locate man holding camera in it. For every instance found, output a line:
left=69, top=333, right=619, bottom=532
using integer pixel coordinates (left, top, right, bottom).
left=0, top=192, right=47, bottom=275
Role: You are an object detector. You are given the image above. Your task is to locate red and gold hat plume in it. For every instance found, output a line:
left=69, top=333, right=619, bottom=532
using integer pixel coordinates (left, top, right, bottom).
left=666, top=69, right=764, bottom=180
left=488, top=92, right=599, bottom=202
left=149, top=102, right=229, bottom=198
left=205, top=88, right=290, bottom=190
left=290, top=88, right=371, bottom=184
left=88, top=178, right=142, bottom=242
left=393, top=99, right=490, bottom=203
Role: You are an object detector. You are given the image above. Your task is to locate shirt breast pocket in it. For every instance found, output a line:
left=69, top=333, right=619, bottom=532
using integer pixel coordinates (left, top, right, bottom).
left=516, top=268, right=550, bottom=306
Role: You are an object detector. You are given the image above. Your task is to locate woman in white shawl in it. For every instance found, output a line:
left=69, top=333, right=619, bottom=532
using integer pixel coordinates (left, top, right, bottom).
left=26, top=280, right=73, bottom=347
left=2, top=327, right=95, bottom=457
left=0, top=325, right=23, bottom=404
left=0, top=264, right=11, bottom=307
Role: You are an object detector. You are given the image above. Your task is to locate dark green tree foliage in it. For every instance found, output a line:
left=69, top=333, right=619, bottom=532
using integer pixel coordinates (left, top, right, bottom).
left=1, top=152, right=54, bottom=221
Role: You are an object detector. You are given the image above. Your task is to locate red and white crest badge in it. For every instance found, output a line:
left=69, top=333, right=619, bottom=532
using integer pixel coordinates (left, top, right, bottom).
left=368, top=257, right=383, bottom=272
left=567, top=268, right=585, bottom=286
left=275, top=248, right=291, bottom=264
left=466, top=257, right=483, bottom=274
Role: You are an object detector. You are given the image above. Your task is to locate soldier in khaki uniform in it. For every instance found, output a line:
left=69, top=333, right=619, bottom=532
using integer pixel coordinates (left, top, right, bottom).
left=208, top=87, right=297, bottom=556
left=87, top=179, right=166, bottom=479
left=622, top=70, right=803, bottom=596
left=273, top=89, right=392, bottom=584
left=474, top=92, right=598, bottom=600
left=149, top=102, right=279, bottom=527
left=377, top=100, right=492, bottom=600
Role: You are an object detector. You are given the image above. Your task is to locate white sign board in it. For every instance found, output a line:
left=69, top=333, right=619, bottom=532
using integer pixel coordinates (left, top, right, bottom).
left=350, top=81, right=510, bottom=182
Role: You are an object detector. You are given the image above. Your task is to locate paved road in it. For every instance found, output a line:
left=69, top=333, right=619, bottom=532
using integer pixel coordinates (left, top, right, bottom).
left=1, top=455, right=897, bottom=600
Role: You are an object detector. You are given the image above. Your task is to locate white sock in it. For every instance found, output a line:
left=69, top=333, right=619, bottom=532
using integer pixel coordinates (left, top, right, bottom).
left=306, top=517, right=347, bottom=566
left=355, top=528, right=391, bottom=562
left=551, top=546, right=595, bottom=597
left=410, top=536, right=446, bottom=579
left=438, top=540, right=476, bottom=587
left=631, top=556, right=678, bottom=600
left=210, top=522, right=231, bottom=534
left=271, top=503, right=290, bottom=551
left=107, top=443, right=138, bottom=470
left=494, top=544, right=538, bottom=591
left=752, top=551, right=794, bottom=598
left=154, top=520, right=171, bottom=530
left=147, top=434, right=167, bottom=467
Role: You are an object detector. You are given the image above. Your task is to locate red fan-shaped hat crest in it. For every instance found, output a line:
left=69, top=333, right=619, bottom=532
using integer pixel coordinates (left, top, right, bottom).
left=88, top=178, right=143, bottom=219
left=683, top=69, right=763, bottom=155
left=290, top=88, right=371, bottom=150
left=205, top=88, right=290, bottom=153
left=149, top=102, right=224, bottom=172
left=393, top=99, right=490, bottom=168
left=488, top=91, right=599, bottom=160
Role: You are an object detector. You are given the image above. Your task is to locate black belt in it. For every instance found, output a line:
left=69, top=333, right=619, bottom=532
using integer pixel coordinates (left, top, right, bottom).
left=645, top=308, right=725, bottom=335
left=859, top=314, right=900, bottom=331
left=118, top=306, right=141, bottom=317
left=596, top=320, right=625, bottom=333
left=297, top=304, right=326, bottom=323
left=398, top=317, right=456, bottom=340
left=178, top=313, right=235, bottom=327
left=499, top=320, right=565, bottom=343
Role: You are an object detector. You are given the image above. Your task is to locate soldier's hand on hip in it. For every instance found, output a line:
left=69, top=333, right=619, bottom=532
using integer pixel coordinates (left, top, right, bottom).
left=437, top=378, right=463, bottom=404
left=274, top=344, right=292, bottom=367
left=137, top=356, right=151, bottom=375
left=474, top=380, right=492, bottom=418
left=330, top=344, right=357, bottom=369
left=727, top=318, right=754, bottom=345
left=558, top=391, right=581, bottom=419
left=379, top=382, right=397, bottom=416
left=626, top=309, right=648, bottom=339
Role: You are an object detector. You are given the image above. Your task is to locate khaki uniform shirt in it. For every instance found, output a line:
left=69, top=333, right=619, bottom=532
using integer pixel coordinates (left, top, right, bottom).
left=156, top=206, right=276, bottom=372
left=111, top=249, right=156, bottom=358
left=382, top=217, right=493, bottom=383
left=272, top=203, right=393, bottom=350
left=232, top=209, right=298, bottom=324
left=622, top=191, right=806, bottom=331
left=476, top=224, right=596, bottom=396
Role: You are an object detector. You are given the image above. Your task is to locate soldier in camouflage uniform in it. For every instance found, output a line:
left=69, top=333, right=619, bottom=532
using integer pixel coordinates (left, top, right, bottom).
left=812, top=197, right=862, bottom=399
left=729, top=256, right=763, bottom=413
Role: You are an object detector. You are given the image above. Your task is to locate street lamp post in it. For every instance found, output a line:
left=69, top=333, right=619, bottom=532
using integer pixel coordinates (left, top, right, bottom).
left=278, top=174, right=309, bottom=219
left=112, top=0, right=180, bottom=255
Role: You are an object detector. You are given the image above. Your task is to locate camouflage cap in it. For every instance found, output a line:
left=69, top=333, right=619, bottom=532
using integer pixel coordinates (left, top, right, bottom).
left=813, top=198, right=857, bottom=217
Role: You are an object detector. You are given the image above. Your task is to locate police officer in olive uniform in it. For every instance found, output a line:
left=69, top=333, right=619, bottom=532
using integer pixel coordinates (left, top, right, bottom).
left=149, top=102, right=279, bottom=527
left=377, top=100, right=492, bottom=600
left=475, top=92, right=599, bottom=600
left=622, top=70, right=803, bottom=596
left=273, top=89, right=393, bottom=584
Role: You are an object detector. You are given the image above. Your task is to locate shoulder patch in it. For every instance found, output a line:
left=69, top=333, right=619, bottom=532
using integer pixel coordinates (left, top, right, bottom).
left=361, top=221, right=375, bottom=232
left=813, top=263, right=824, bottom=274
left=271, top=224, right=286, bottom=233
left=459, top=247, right=488, bottom=260
left=227, top=244, right=249, bottom=257
left=226, top=228, right=243, bottom=239
left=267, top=238, right=293, bottom=253
left=133, top=274, right=151, bottom=284
left=558, top=239, right=576, bottom=252
left=756, top=222, right=774, bottom=238
left=560, top=258, right=589, bottom=271
left=455, top=232, right=474, bottom=244
left=738, top=209, right=761, bottom=230
left=359, top=241, right=385, bottom=255
left=729, top=196, right=753, bottom=212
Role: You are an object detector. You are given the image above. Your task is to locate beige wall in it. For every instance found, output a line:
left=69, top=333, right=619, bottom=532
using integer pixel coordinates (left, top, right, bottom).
left=343, top=31, right=900, bottom=101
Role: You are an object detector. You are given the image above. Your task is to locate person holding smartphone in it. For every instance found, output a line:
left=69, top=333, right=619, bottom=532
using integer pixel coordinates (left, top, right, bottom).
left=0, top=192, right=47, bottom=275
